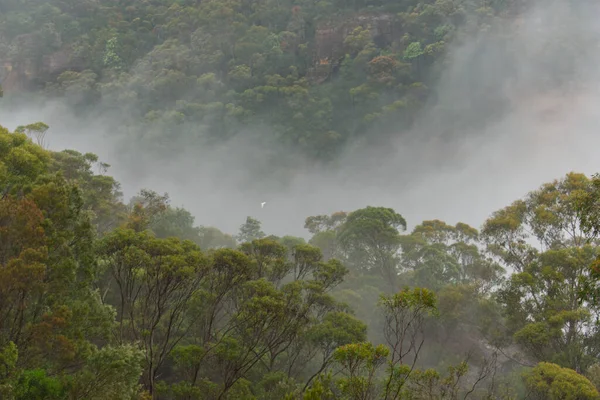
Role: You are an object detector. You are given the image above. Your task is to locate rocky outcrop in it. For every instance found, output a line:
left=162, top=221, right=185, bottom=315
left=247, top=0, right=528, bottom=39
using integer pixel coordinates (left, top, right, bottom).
left=43, top=45, right=84, bottom=76
left=1, top=63, right=19, bottom=92
left=309, top=12, right=403, bottom=82
left=0, top=32, right=85, bottom=92
left=1, top=61, right=36, bottom=92
left=1, top=42, right=84, bottom=93
left=314, top=13, right=398, bottom=60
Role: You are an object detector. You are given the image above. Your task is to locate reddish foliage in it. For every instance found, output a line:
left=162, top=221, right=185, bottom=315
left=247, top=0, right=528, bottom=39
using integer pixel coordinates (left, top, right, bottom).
left=29, top=307, right=77, bottom=366
left=0, top=196, right=46, bottom=265
left=368, top=56, right=398, bottom=85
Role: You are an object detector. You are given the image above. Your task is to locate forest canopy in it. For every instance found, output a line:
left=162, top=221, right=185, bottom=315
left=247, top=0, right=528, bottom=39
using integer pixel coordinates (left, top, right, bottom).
left=0, top=0, right=586, bottom=162
left=1, top=0, right=600, bottom=399
left=0, top=121, right=600, bottom=399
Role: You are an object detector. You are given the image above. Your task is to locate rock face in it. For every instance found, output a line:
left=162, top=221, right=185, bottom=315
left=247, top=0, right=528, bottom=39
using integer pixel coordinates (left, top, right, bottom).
left=1, top=35, right=83, bottom=93
left=1, top=61, right=35, bottom=92
left=309, top=12, right=402, bottom=82
left=314, top=13, right=398, bottom=60
left=43, top=46, right=83, bottom=77
left=1, top=11, right=406, bottom=90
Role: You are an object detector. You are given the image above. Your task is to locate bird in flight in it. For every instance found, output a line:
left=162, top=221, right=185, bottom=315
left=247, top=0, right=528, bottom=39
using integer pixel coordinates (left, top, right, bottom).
left=261, top=202, right=266, bottom=208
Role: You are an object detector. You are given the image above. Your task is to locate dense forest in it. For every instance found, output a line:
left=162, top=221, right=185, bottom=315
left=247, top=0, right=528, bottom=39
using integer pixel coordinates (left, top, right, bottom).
left=1, top=0, right=592, bottom=162
left=1, top=0, right=600, bottom=399
left=2, top=123, right=600, bottom=399
left=0, top=0, right=499, bottom=156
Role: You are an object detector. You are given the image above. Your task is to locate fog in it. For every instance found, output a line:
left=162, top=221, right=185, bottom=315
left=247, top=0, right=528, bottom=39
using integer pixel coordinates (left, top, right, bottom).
left=1, top=0, right=599, bottom=238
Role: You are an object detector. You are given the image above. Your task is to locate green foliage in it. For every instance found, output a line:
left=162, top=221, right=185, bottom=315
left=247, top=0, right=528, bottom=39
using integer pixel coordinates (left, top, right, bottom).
left=103, top=37, right=124, bottom=70
left=50, top=149, right=125, bottom=233
left=577, top=173, right=600, bottom=238
left=98, top=228, right=208, bottom=393
left=13, top=369, right=66, bottom=400
left=67, top=345, right=145, bottom=400
left=7, top=119, right=600, bottom=399
left=400, top=220, right=504, bottom=291
left=198, top=226, right=237, bottom=250
left=483, top=173, right=600, bottom=371
left=523, top=362, right=600, bottom=400
left=0, top=0, right=514, bottom=160
left=403, top=42, right=424, bottom=60
left=307, top=312, right=367, bottom=355
left=338, top=206, right=406, bottom=286
left=14, top=122, right=49, bottom=149
left=0, top=342, right=18, bottom=397
left=237, top=216, right=266, bottom=244
left=333, top=342, right=389, bottom=399
left=302, top=373, right=336, bottom=400
left=407, top=361, right=471, bottom=399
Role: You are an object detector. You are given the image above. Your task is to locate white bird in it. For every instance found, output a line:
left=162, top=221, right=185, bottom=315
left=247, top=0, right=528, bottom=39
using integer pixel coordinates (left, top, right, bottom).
left=261, top=202, right=266, bottom=208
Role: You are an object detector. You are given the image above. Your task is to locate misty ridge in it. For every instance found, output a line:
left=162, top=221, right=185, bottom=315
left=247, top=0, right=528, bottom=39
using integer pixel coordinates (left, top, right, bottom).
left=3, top=0, right=600, bottom=399
left=0, top=0, right=598, bottom=238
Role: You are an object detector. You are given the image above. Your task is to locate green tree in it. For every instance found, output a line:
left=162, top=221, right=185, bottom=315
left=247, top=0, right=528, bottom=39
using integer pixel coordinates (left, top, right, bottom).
left=379, top=288, right=437, bottom=399
left=483, top=173, right=600, bottom=372
left=0, top=125, right=139, bottom=398
left=98, top=229, right=208, bottom=397
left=303, top=312, right=367, bottom=390
left=337, top=206, right=406, bottom=289
left=50, top=150, right=126, bottom=233
left=237, top=216, right=266, bottom=244
left=67, top=345, right=145, bottom=400
left=523, top=362, right=600, bottom=400
left=198, top=226, right=237, bottom=250
left=14, top=122, right=49, bottom=149
left=103, top=36, right=124, bottom=70
left=400, top=220, right=504, bottom=291
left=125, top=189, right=170, bottom=233
left=334, top=342, right=389, bottom=400
left=305, top=212, right=347, bottom=261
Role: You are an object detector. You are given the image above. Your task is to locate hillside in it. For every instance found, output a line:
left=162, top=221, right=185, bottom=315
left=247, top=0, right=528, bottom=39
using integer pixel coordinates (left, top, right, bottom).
left=0, top=0, right=530, bottom=160
left=2, top=0, right=600, bottom=399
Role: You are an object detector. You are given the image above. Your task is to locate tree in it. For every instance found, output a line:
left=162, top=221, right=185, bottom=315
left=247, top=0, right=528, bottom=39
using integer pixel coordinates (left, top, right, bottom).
left=236, top=216, right=265, bottom=244
left=12, top=369, right=66, bottom=400
left=577, top=172, right=600, bottom=239
left=575, top=172, right=600, bottom=307
left=306, top=285, right=493, bottom=399
left=103, top=36, right=124, bottom=70
left=98, top=228, right=208, bottom=397
left=15, top=123, right=49, bottom=149
left=125, top=190, right=170, bottom=233
left=50, top=150, right=126, bottom=233
left=0, top=196, right=48, bottom=349
left=17, top=106, right=600, bottom=399
left=66, top=345, right=145, bottom=400
left=302, top=312, right=367, bottom=390
left=482, top=173, right=600, bottom=372
left=333, top=342, right=389, bottom=400
left=337, top=206, right=406, bottom=289
left=161, top=237, right=351, bottom=399
left=403, top=42, right=424, bottom=61
left=0, top=124, right=141, bottom=398
left=379, top=287, right=437, bottom=399
left=523, top=362, right=600, bottom=400
left=0, top=0, right=533, bottom=162
left=400, top=220, right=504, bottom=292
left=305, top=212, right=348, bottom=261
left=150, top=207, right=202, bottom=242
left=198, top=226, right=237, bottom=250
